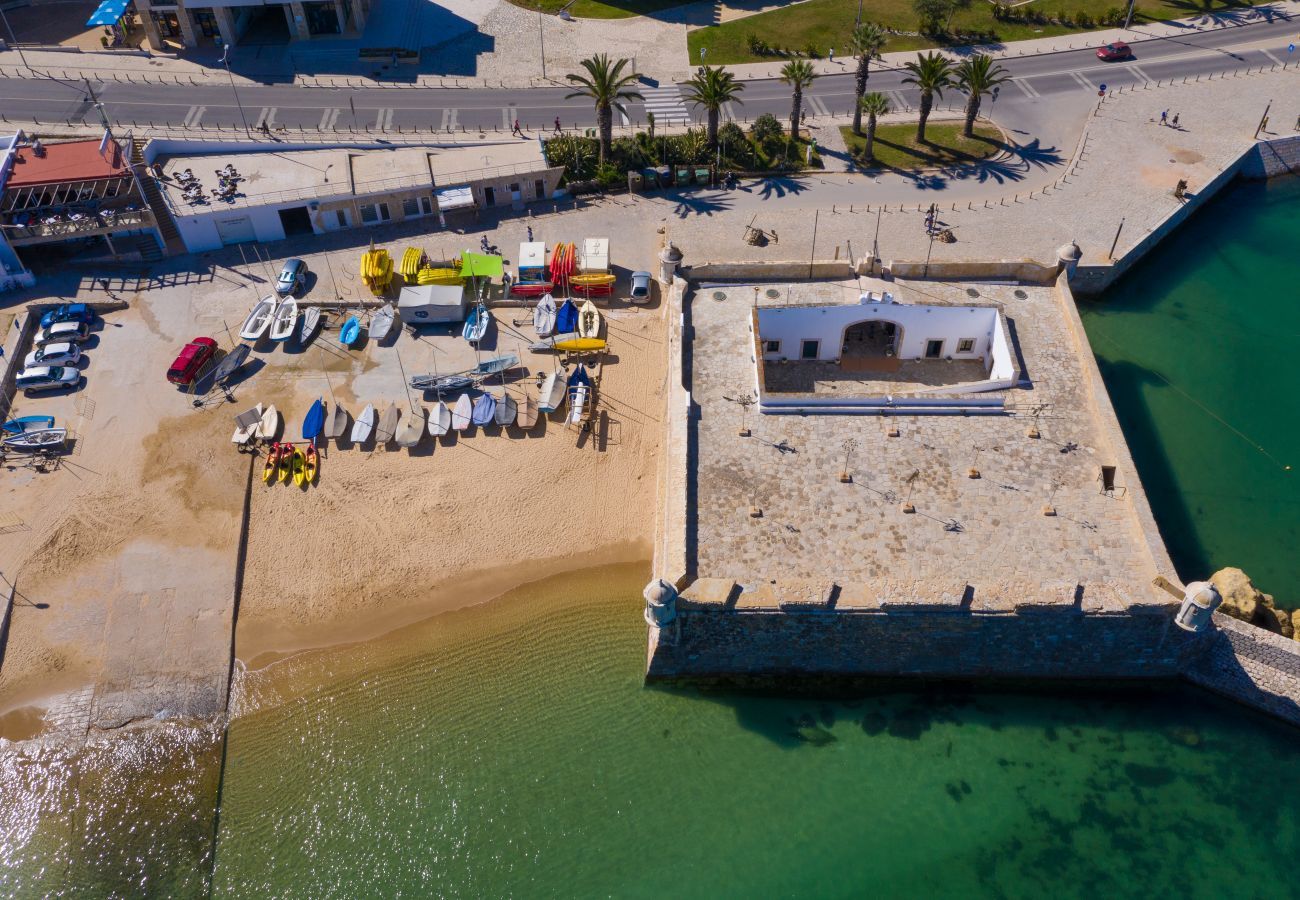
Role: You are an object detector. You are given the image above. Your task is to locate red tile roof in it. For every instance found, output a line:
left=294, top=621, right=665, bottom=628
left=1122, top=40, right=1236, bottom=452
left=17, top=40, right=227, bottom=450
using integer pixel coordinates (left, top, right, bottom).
left=6, top=138, right=129, bottom=188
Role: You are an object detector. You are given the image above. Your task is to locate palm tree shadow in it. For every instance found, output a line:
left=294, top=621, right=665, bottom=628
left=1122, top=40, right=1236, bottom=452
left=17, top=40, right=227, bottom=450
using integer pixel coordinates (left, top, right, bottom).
left=755, top=176, right=811, bottom=200
left=670, top=190, right=736, bottom=218
left=938, top=136, right=1064, bottom=185
left=1154, top=0, right=1284, bottom=26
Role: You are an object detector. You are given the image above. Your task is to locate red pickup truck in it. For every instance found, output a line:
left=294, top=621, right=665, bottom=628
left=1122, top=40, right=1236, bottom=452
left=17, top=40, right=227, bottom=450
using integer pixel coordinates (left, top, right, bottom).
left=167, top=337, right=217, bottom=386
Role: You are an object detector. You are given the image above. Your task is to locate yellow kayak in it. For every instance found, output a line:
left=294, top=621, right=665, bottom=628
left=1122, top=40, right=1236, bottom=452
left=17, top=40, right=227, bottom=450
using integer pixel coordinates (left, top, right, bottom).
left=291, top=448, right=306, bottom=487
left=554, top=337, right=607, bottom=352
left=417, top=266, right=464, bottom=286
left=399, top=247, right=424, bottom=278
left=570, top=272, right=615, bottom=287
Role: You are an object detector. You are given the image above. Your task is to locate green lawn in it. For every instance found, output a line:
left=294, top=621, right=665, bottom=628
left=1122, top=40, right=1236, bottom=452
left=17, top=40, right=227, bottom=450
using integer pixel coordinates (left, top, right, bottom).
left=507, top=0, right=685, bottom=18
left=840, top=121, right=1004, bottom=170
left=688, top=0, right=1257, bottom=64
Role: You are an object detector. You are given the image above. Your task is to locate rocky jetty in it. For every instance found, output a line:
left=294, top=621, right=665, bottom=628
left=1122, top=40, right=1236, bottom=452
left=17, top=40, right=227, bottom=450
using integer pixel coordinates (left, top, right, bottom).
left=1210, top=567, right=1297, bottom=641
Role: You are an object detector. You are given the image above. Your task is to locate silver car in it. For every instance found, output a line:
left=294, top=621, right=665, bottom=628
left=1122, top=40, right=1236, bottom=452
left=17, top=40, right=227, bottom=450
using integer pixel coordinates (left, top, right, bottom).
left=24, top=341, right=82, bottom=369
left=16, top=365, right=80, bottom=393
left=630, top=271, right=653, bottom=303
left=37, top=321, right=90, bottom=346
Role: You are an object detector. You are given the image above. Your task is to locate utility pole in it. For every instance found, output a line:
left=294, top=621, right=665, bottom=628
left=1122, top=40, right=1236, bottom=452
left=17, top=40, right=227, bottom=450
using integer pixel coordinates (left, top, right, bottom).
left=1108, top=217, right=1125, bottom=261
left=855, top=0, right=863, bottom=29
left=82, top=76, right=111, bottom=133
left=0, top=6, right=31, bottom=70
left=1253, top=99, right=1272, bottom=139
left=1123, top=0, right=1136, bottom=29
left=871, top=205, right=882, bottom=265
left=537, top=7, right=547, bottom=80
left=220, top=44, right=252, bottom=139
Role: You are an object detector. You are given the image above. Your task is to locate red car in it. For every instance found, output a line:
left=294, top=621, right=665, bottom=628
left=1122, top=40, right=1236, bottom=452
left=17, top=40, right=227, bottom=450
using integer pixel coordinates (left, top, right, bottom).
left=1097, top=41, right=1133, bottom=61
left=167, top=336, right=217, bottom=385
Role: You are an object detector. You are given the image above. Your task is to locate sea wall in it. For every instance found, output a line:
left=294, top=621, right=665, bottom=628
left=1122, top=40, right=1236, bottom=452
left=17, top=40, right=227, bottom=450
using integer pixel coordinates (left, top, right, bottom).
left=1183, top=614, right=1300, bottom=723
left=1240, top=135, right=1300, bottom=180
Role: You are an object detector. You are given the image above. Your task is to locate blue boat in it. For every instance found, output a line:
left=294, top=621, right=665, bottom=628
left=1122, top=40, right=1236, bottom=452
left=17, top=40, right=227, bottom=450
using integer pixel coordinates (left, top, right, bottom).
left=555, top=299, right=578, bottom=335
left=302, top=398, right=324, bottom=440
left=462, top=303, right=490, bottom=344
left=470, top=392, right=497, bottom=426
left=339, top=316, right=362, bottom=346
left=3, top=414, right=55, bottom=434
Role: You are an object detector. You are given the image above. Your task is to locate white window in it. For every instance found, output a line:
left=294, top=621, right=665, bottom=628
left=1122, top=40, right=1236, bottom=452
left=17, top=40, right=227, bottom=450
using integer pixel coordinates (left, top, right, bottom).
left=359, top=202, right=390, bottom=224
left=764, top=339, right=780, bottom=354
left=335, top=209, right=348, bottom=228
left=957, top=338, right=976, bottom=354
left=402, top=197, right=420, bottom=217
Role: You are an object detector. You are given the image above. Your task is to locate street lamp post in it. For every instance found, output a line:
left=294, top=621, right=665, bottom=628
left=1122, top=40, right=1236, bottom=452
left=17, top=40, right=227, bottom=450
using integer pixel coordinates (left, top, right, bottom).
left=538, top=7, right=547, bottom=79
left=220, top=44, right=252, bottom=138
left=0, top=6, right=32, bottom=70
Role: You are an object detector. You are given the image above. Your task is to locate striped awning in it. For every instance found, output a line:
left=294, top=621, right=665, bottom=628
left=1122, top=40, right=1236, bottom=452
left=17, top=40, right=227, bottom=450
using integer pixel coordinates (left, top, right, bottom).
left=87, top=0, right=129, bottom=26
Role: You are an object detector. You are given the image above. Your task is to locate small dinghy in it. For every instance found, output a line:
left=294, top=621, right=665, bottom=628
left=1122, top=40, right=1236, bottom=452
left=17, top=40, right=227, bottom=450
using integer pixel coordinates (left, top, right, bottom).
left=3, top=427, right=66, bottom=450
left=239, top=296, right=278, bottom=341
left=474, top=354, right=518, bottom=376
left=350, top=403, right=376, bottom=443
left=370, top=303, right=396, bottom=343
left=302, top=398, right=325, bottom=441
left=462, top=303, right=490, bottom=344
left=567, top=364, right=591, bottom=425
left=428, top=400, right=451, bottom=437
left=452, top=394, right=472, bottom=431
left=516, top=392, right=538, bottom=429
left=298, top=307, right=321, bottom=344
left=3, top=414, right=54, bottom=434
left=578, top=298, right=602, bottom=339
left=494, top=393, right=516, bottom=426
left=210, top=344, right=250, bottom=387
left=529, top=332, right=578, bottom=353
left=533, top=293, right=556, bottom=338
left=538, top=371, right=565, bottom=413
left=231, top=403, right=263, bottom=445
left=396, top=407, right=425, bottom=447
left=377, top=403, right=400, bottom=444
left=325, top=403, right=348, bottom=441
left=555, top=337, right=607, bottom=353
left=555, top=299, right=578, bottom=335
left=270, top=297, right=298, bottom=342
left=339, top=316, right=362, bottom=347
left=410, top=372, right=474, bottom=394
left=470, top=392, right=496, bottom=427
left=256, top=404, right=279, bottom=441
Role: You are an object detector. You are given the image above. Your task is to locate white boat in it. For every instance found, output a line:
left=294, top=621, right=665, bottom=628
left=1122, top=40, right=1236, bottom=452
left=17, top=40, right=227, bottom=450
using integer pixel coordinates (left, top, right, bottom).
left=370, top=303, right=396, bottom=343
left=299, top=307, right=321, bottom=344
left=2, top=427, right=66, bottom=450
left=517, top=393, right=538, bottom=429
left=538, top=371, right=565, bottom=413
left=269, top=297, right=298, bottom=342
left=567, top=385, right=589, bottom=425
left=452, top=394, right=472, bottom=431
left=230, top=403, right=264, bottom=445
left=533, top=293, right=556, bottom=338
left=377, top=403, right=400, bottom=444
left=325, top=402, right=348, bottom=440
left=350, top=403, right=376, bottom=443
left=255, top=404, right=279, bottom=440
left=239, top=296, right=278, bottom=341
left=577, top=298, right=601, bottom=339
left=396, top=406, right=425, bottom=447
left=494, top=393, right=516, bottom=426
left=428, top=400, right=451, bottom=437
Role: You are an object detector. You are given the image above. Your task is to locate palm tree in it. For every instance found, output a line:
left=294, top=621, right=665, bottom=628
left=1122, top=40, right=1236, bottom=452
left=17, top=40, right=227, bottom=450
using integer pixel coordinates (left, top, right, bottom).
left=565, top=54, right=643, bottom=167
left=848, top=22, right=888, bottom=136
left=901, top=51, right=954, bottom=144
left=857, top=92, right=890, bottom=165
left=779, top=59, right=817, bottom=144
left=955, top=54, right=1010, bottom=138
left=684, top=65, right=744, bottom=152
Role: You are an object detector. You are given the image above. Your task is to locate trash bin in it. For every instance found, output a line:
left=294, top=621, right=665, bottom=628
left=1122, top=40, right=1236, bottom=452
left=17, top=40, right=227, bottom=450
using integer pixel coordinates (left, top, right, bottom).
left=656, top=165, right=672, bottom=188
left=676, top=166, right=691, bottom=185
left=694, top=167, right=711, bottom=185
left=627, top=171, right=644, bottom=193
left=641, top=167, right=659, bottom=189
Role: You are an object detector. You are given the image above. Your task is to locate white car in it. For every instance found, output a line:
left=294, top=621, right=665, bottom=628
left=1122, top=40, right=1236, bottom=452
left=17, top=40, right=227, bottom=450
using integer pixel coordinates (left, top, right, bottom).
left=24, top=341, right=82, bottom=369
left=16, top=365, right=80, bottom=393
left=37, top=321, right=90, bottom=346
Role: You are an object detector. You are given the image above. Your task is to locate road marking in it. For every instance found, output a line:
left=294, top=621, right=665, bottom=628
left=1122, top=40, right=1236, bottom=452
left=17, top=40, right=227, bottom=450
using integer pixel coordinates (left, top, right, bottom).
left=503, top=105, right=518, bottom=129
left=319, top=108, right=340, bottom=130
left=807, top=93, right=830, bottom=117
left=1261, top=48, right=1283, bottom=66
left=641, top=85, right=689, bottom=125
left=1128, top=63, right=1154, bottom=85
left=1011, top=78, right=1040, bottom=99
left=253, top=107, right=276, bottom=129
left=1070, top=71, right=1094, bottom=91
left=375, top=108, right=393, bottom=130
left=722, top=100, right=736, bottom=122
left=619, top=106, right=629, bottom=125
left=182, top=105, right=205, bottom=127
left=439, top=108, right=459, bottom=130
left=888, top=90, right=907, bottom=110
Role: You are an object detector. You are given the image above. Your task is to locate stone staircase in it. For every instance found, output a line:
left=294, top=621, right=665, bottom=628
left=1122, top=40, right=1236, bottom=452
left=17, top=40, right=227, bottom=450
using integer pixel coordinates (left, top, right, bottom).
left=128, top=139, right=186, bottom=257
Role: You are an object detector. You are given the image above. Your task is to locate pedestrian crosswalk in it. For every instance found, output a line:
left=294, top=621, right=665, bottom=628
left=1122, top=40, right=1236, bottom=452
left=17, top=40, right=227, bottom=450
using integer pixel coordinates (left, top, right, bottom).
left=642, top=85, right=690, bottom=126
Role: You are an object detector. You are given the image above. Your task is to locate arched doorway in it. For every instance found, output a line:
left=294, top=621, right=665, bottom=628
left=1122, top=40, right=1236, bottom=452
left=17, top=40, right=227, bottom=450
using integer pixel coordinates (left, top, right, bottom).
left=841, top=319, right=901, bottom=359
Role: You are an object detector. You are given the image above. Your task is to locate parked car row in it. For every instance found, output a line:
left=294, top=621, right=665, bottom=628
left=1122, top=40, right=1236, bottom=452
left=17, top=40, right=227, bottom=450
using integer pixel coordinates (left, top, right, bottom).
left=16, top=304, right=94, bottom=394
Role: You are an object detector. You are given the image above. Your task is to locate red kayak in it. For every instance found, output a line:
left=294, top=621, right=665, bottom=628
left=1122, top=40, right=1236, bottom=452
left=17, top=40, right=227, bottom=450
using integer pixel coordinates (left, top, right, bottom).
left=511, top=281, right=554, bottom=297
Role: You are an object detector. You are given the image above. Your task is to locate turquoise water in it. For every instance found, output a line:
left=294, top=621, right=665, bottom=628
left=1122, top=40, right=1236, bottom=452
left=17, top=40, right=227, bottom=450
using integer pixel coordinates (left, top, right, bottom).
left=1082, top=176, right=1300, bottom=608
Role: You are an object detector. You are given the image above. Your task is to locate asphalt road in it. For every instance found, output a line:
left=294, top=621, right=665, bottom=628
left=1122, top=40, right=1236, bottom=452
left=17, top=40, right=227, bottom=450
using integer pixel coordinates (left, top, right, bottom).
left=0, top=17, right=1295, bottom=135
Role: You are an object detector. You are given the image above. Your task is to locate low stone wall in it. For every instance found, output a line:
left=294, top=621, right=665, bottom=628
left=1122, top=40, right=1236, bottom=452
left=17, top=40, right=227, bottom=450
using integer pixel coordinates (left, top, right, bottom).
left=1240, top=135, right=1300, bottom=180
left=878, top=258, right=1061, bottom=285
left=681, top=261, right=854, bottom=282
left=1182, top=614, right=1300, bottom=725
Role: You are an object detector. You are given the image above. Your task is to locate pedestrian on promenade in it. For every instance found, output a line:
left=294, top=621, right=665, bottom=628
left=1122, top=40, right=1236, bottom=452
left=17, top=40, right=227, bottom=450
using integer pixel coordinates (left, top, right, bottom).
left=1171, top=113, right=1180, bottom=128
left=527, top=225, right=534, bottom=242
left=554, top=116, right=562, bottom=134
left=1160, top=110, right=1168, bottom=125
left=828, top=48, right=834, bottom=63
left=512, top=118, right=522, bottom=136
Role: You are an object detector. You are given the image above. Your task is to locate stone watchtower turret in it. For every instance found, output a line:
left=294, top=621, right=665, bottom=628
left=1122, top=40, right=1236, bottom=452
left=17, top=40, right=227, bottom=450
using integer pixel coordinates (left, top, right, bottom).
left=1174, top=581, right=1223, bottom=633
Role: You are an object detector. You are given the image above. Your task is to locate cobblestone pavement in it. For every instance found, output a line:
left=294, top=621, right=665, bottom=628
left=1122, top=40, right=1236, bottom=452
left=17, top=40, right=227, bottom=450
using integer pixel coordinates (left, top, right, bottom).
left=687, top=277, right=1164, bottom=605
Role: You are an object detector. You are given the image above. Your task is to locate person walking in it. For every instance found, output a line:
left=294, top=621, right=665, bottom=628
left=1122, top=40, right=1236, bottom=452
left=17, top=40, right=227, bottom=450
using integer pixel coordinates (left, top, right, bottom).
left=1160, top=109, right=1168, bottom=126
left=554, top=116, right=562, bottom=134
left=828, top=47, right=834, bottom=63
left=1171, top=113, right=1180, bottom=128
left=527, top=225, right=534, bottom=242
left=512, top=118, right=522, bottom=136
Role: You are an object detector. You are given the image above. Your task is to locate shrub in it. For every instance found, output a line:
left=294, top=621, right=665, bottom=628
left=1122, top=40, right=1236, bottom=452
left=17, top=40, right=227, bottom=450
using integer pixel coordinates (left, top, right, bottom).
left=750, top=112, right=784, bottom=144
left=609, top=136, right=650, bottom=172
left=1101, top=6, right=1125, bottom=24
left=596, top=163, right=622, bottom=187
left=747, top=33, right=768, bottom=55
left=1075, top=10, right=1093, bottom=26
left=803, top=41, right=821, bottom=58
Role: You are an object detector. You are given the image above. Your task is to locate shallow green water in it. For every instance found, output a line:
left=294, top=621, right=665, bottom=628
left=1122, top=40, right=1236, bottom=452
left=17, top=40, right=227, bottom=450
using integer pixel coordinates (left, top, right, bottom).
left=1081, top=176, right=1300, bottom=608
left=203, top=564, right=1300, bottom=898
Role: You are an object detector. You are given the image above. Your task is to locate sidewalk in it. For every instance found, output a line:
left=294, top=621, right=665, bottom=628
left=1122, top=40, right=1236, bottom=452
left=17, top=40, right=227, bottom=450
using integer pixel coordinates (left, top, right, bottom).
left=0, top=0, right=1295, bottom=89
